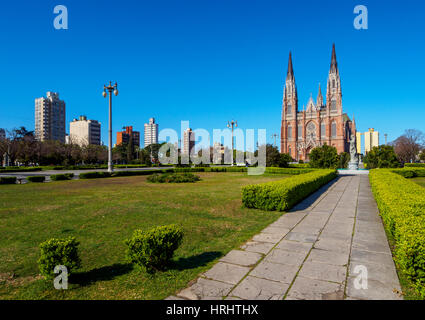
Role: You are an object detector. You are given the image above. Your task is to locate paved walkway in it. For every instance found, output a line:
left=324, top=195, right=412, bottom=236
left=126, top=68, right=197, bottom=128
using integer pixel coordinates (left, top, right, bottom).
left=168, top=175, right=403, bottom=300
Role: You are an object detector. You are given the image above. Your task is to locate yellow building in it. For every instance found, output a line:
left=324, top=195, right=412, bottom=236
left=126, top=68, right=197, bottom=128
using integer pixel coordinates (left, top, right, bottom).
left=356, top=132, right=362, bottom=154
left=364, top=128, right=379, bottom=153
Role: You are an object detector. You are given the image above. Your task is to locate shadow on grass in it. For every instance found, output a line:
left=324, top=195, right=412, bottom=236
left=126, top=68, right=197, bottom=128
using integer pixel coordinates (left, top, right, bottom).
left=70, top=263, right=133, bottom=287
left=170, top=251, right=222, bottom=271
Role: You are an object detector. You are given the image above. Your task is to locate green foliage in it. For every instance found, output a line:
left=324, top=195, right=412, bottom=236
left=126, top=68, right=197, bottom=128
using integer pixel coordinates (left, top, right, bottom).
left=309, top=144, right=339, bottom=169
left=338, top=152, right=350, bottom=169
left=369, top=170, right=425, bottom=298
left=79, top=171, right=112, bottom=179
left=0, top=167, right=42, bottom=173
left=257, top=144, right=292, bottom=167
left=405, top=163, right=425, bottom=168
left=393, top=168, right=425, bottom=178
left=242, top=169, right=337, bottom=211
left=37, top=237, right=82, bottom=278
left=0, top=176, right=17, bottom=184
left=147, top=173, right=201, bottom=183
left=124, top=225, right=184, bottom=273
left=50, top=173, right=74, bottom=181
left=27, top=175, right=46, bottom=183
left=364, top=145, right=400, bottom=169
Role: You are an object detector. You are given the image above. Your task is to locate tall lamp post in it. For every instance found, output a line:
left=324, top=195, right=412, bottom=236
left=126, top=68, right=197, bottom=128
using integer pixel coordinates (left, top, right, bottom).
left=103, top=81, right=118, bottom=173
left=227, top=120, right=238, bottom=166
left=271, top=133, right=279, bottom=147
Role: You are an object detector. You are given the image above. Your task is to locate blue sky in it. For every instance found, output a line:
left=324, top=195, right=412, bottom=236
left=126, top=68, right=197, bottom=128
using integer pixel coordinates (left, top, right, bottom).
left=0, top=0, right=424, bottom=149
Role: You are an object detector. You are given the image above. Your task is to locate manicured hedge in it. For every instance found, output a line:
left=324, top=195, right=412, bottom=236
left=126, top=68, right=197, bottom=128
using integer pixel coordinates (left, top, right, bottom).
left=404, top=163, right=425, bottom=168
left=78, top=171, right=112, bottom=179
left=392, top=168, right=425, bottom=178
left=0, top=176, right=17, bottom=184
left=50, top=173, right=74, bottom=181
left=27, top=176, right=46, bottom=183
left=369, top=169, right=425, bottom=297
left=147, top=173, right=201, bottom=183
left=242, top=169, right=337, bottom=211
left=0, top=167, right=42, bottom=173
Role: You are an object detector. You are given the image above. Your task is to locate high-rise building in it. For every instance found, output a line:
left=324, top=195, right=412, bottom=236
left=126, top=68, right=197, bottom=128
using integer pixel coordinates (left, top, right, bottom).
left=183, top=128, right=195, bottom=155
left=0, top=128, right=5, bottom=140
left=144, top=118, right=158, bottom=147
left=364, top=128, right=379, bottom=153
left=116, top=126, right=140, bottom=147
left=280, top=45, right=356, bottom=161
left=69, top=115, right=101, bottom=146
left=35, top=92, right=66, bottom=142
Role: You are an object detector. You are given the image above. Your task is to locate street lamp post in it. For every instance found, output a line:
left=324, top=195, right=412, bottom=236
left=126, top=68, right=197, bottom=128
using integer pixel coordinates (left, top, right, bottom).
left=227, top=120, right=238, bottom=166
left=103, top=81, right=118, bottom=173
left=271, top=133, right=279, bottom=147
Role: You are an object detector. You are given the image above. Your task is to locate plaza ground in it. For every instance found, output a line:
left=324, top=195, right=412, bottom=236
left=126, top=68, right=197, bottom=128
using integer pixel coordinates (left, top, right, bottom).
left=0, top=172, right=289, bottom=299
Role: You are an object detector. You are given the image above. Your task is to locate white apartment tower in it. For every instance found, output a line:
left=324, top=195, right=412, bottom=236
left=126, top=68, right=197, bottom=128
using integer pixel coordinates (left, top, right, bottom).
left=144, top=117, right=158, bottom=147
left=35, top=92, right=66, bottom=142
left=69, top=116, right=101, bottom=146
left=183, top=128, right=195, bottom=155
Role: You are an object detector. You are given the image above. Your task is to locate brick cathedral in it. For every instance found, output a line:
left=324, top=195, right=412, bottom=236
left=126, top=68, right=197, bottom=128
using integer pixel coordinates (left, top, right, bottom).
left=280, top=44, right=356, bottom=161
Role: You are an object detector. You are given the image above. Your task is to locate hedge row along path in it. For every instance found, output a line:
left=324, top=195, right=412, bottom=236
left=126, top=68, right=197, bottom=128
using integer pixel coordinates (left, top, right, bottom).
left=168, top=175, right=402, bottom=300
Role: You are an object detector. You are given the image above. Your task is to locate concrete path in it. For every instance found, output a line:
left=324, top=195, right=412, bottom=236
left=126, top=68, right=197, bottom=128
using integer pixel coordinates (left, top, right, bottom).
left=168, top=175, right=403, bottom=300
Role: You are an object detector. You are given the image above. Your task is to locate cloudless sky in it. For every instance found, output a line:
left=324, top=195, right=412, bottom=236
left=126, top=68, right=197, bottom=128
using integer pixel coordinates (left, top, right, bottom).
left=0, top=0, right=424, bottom=149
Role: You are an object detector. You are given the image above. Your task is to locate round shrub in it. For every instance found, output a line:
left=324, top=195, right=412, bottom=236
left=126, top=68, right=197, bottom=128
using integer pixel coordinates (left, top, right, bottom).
left=38, top=237, right=82, bottom=278
left=27, top=175, right=46, bottom=183
left=125, top=225, right=184, bottom=273
left=0, top=176, right=17, bottom=184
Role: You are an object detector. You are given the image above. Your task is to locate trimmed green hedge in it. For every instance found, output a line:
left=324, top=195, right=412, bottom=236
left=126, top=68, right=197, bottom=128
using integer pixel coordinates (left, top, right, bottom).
left=27, top=176, right=46, bottom=183
left=50, top=173, right=74, bottom=181
left=147, top=173, right=201, bottom=183
left=0, top=176, right=17, bottom=184
left=79, top=171, right=112, bottom=179
left=404, top=163, right=425, bottom=168
left=369, top=169, right=425, bottom=297
left=392, top=168, right=425, bottom=178
left=242, top=169, right=337, bottom=211
left=0, top=167, right=42, bottom=173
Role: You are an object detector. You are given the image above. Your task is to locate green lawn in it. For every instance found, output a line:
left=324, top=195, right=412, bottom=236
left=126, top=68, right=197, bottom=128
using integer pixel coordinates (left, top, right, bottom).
left=411, top=177, right=425, bottom=188
left=0, top=172, right=288, bottom=299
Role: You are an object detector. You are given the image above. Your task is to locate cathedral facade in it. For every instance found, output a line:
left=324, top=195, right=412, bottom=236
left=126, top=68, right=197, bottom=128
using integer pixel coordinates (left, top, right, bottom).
left=280, top=44, right=356, bottom=161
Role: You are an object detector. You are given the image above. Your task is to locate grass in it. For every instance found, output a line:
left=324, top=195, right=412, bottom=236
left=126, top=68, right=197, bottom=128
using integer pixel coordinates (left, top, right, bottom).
left=411, top=177, right=425, bottom=188
left=0, top=172, right=289, bottom=300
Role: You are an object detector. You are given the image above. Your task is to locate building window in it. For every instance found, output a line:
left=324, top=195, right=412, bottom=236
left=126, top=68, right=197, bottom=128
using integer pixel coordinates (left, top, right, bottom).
left=287, top=104, right=292, bottom=115
left=332, top=79, right=335, bottom=88
left=288, top=146, right=291, bottom=156
left=287, top=125, right=292, bottom=139
left=331, top=122, right=337, bottom=138
left=331, top=99, right=337, bottom=111
left=298, top=125, right=303, bottom=139
left=321, top=122, right=326, bottom=138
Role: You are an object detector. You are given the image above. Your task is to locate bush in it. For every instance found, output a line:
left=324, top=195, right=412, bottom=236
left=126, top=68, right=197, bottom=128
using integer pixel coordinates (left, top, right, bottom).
left=338, top=152, right=350, bottom=169
left=0, top=176, right=17, bottom=184
left=309, top=144, right=339, bottom=169
left=369, top=170, right=425, bottom=298
left=242, top=169, right=337, bottom=211
left=404, top=163, right=425, bottom=168
left=27, top=175, right=46, bottom=183
left=147, top=173, right=201, bottom=183
left=0, top=167, right=42, bottom=173
left=125, top=225, right=184, bottom=273
left=364, top=145, right=400, bottom=169
left=79, top=171, right=112, bottom=179
left=50, top=173, right=74, bottom=181
left=38, top=237, right=82, bottom=278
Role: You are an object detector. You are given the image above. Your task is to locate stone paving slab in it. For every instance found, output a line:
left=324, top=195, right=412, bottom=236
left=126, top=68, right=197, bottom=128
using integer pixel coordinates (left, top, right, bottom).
left=170, top=174, right=402, bottom=300
left=219, top=250, right=263, bottom=267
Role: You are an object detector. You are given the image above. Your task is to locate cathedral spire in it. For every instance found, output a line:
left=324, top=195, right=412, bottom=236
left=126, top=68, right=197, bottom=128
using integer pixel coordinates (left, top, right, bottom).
left=330, top=43, right=338, bottom=73
left=317, top=83, right=323, bottom=107
left=287, top=51, right=294, bottom=80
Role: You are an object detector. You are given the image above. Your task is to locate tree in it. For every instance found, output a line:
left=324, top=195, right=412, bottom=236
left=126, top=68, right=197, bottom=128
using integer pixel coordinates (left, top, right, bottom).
left=420, top=149, right=425, bottom=162
left=338, top=152, right=350, bottom=169
left=309, top=144, right=339, bottom=169
left=393, top=129, right=425, bottom=164
left=364, top=145, right=400, bottom=169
